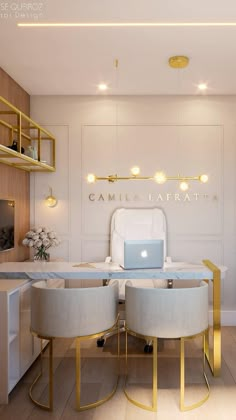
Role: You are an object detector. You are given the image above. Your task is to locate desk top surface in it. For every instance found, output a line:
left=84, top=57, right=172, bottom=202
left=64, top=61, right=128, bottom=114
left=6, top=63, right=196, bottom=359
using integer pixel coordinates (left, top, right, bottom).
left=0, top=261, right=225, bottom=281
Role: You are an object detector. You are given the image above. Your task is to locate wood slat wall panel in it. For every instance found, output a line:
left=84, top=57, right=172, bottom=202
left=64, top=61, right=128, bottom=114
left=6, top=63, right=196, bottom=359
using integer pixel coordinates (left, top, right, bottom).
left=0, top=67, right=30, bottom=262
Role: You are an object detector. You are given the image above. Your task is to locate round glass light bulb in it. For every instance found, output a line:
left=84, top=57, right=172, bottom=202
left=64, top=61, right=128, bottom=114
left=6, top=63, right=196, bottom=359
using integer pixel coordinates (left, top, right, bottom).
left=154, top=171, right=167, bottom=184
left=45, top=195, right=57, bottom=208
left=98, top=83, right=108, bottom=91
left=180, top=181, right=189, bottom=191
left=87, top=173, right=96, bottom=183
left=199, top=174, right=208, bottom=183
left=198, top=83, right=207, bottom=91
left=131, top=166, right=140, bottom=176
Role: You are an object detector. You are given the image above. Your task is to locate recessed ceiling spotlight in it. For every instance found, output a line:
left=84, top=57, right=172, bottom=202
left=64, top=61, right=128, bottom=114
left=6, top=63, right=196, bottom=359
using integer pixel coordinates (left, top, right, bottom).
left=98, top=83, right=108, bottom=91
left=198, top=83, right=208, bottom=91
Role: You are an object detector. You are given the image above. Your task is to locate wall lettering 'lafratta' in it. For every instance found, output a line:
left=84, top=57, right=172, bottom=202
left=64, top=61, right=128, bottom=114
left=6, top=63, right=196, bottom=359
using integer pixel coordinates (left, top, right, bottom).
left=88, top=192, right=216, bottom=203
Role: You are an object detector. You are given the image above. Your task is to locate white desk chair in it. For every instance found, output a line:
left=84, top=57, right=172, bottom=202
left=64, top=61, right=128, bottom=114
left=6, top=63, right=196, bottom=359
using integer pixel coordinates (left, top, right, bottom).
left=111, top=207, right=168, bottom=299
left=29, top=280, right=119, bottom=411
left=98, top=208, right=169, bottom=352
left=124, top=281, right=210, bottom=412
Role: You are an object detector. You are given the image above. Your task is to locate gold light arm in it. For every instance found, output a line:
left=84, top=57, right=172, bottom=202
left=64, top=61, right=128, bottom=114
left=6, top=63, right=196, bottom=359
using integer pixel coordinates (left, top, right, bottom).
left=86, top=171, right=209, bottom=188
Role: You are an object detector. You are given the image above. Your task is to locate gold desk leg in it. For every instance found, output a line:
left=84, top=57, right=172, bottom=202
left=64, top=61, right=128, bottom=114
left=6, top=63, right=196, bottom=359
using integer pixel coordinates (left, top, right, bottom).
left=203, top=259, right=221, bottom=376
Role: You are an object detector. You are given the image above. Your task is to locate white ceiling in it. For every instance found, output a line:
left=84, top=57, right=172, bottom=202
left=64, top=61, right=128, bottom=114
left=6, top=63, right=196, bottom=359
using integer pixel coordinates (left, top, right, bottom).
left=1, top=0, right=236, bottom=95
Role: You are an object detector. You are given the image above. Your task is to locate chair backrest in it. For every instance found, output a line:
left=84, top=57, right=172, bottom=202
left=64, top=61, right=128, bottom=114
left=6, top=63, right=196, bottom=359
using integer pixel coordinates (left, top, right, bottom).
left=110, top=208, right=167, bottom=264
left=125, top=281, right=208, bottom=338
left=31, top=281, right=119, bottom=338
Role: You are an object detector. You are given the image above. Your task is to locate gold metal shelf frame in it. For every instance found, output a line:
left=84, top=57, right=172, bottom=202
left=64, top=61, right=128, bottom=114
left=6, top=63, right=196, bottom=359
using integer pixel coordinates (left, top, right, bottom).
left=0, top=96, right=55, bottom=172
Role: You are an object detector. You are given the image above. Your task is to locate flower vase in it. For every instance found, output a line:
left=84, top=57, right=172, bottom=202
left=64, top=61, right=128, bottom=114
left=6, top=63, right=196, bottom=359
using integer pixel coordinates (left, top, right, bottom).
left=34, top=248, right=50, bottom=262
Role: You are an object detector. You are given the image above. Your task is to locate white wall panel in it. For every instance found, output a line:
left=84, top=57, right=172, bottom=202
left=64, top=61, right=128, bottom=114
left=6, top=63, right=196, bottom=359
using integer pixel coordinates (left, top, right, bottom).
left=30, top=125, right=70, bottom=259
left=82, top=124, right=223, bottom=238
left=168, top=238, right=223, bottom=264
left=49, top=239, right=70, bottom=262
left=32, top=125, right=70, bottom=234
left=82, top=239, right=110, bottom=262
left=30, top=95, right=236, bottom=318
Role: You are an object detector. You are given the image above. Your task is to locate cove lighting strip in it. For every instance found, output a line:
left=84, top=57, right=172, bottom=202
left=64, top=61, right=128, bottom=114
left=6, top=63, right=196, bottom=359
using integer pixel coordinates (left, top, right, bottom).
left=17, top=22, right=236, bottom=28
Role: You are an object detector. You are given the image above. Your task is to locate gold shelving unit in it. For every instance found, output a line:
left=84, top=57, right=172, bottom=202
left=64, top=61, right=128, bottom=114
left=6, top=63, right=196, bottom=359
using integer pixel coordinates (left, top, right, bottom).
left=0, top=96, right=55, bottom=172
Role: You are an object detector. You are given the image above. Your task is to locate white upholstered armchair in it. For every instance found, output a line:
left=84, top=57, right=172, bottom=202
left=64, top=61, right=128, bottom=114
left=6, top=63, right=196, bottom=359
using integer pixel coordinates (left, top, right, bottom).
left=124, top=281, right=210, bottom=411
left=30, top=280, right=119, bottom=411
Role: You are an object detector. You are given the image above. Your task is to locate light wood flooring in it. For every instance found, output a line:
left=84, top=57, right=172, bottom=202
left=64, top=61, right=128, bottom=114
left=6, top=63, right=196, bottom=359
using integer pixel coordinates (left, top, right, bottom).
left=1, top=327, right=236, bottom=420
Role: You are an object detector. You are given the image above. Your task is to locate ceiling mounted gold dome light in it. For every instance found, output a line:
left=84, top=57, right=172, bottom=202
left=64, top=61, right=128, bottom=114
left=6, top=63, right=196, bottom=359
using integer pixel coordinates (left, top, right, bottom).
left=168, top=56, right=189, bottom=69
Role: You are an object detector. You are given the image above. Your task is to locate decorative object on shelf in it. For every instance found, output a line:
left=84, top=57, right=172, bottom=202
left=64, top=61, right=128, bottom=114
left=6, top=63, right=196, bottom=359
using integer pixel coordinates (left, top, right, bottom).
left=25, top=145, right=38, bottom=160
left=7, top=140, right=25, bottom=154
left=22, top=227, right=60, bottom=262
left=45, top=187, right=58, bottom=208
left=86, top=168, right=209, bottom=191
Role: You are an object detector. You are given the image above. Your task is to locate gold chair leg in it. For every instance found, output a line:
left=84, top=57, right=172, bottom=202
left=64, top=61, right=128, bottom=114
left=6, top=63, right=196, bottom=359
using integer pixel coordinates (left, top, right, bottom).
left=29, top=338, right=54, bottom=411
left=76, top=321, right=120, bottom=411
left=118, top=317, right=120, bottom=375
left=153, top=338, right=158, bottom=411
left=76, top=337, right=81, bottom=410
left=124, top=330, right=157, bottom=412
left=180, top=332, right=210, bottom=411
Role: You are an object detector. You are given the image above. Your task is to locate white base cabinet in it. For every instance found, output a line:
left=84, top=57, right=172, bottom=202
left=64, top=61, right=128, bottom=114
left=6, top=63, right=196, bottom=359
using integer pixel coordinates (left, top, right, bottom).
left=20, top=282, right=41, bottom=377
left=0, top=280, right=41, bottom=404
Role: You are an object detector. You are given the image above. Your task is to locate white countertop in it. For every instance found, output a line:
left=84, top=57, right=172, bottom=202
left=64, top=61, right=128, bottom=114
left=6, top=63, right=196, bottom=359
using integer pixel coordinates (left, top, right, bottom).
left=0, top=261, right=227, bottom=281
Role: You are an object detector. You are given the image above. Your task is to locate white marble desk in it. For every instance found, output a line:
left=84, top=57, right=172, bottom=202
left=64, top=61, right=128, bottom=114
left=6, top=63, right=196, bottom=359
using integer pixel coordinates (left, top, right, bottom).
left=0, top=259, right=222, bottom=376
left=0, top=260, right=217, bottom=280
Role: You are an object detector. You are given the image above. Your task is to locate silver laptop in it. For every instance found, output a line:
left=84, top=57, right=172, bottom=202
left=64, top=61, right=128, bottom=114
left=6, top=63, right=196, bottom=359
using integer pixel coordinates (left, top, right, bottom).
left=122, top=239, right=164, bottom=269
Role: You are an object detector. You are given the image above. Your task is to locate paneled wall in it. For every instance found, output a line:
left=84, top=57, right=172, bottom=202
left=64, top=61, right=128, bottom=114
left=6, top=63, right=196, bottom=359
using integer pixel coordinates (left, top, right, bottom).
left=30, top=95, right=236, bottom=324
left=0, top=68, right=30, bottom=262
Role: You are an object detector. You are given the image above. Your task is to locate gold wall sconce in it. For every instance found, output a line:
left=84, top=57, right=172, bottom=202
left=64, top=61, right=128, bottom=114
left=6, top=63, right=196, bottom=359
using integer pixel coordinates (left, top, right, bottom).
left=7, top=200, right=15, bottom=207
left=45, top=187, right=58, bottom=207
left=86, top=167, right=208, bottom=191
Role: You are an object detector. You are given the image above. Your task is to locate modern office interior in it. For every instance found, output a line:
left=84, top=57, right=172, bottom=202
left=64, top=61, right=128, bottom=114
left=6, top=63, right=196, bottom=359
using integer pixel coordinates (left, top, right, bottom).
left=0, top=1, right=236, bottom=419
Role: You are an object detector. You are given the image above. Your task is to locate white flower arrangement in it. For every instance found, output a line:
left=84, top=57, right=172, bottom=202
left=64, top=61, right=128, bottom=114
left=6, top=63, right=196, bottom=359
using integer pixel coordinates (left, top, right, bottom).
left=22, top=227, right=60, bottom=261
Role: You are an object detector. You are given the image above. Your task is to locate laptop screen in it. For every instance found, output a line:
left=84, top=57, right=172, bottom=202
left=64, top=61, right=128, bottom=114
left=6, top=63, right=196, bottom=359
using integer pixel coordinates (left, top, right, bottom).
left=123, top=239, right=164, bottom=269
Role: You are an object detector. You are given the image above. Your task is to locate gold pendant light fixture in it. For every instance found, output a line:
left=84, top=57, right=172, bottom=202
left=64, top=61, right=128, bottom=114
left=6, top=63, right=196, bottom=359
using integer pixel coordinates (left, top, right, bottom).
left=87, top=55, right=208, bottom=191
left=87, top=170, right=208, bottom=191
